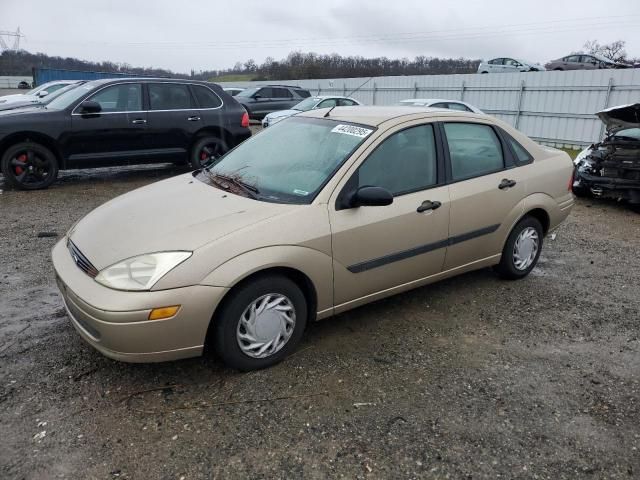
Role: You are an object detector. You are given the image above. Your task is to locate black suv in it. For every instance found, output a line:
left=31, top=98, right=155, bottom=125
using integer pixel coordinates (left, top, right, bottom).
left=235, top=85, right=311, bottom=119
left=0, top=78, right=251, bottom=190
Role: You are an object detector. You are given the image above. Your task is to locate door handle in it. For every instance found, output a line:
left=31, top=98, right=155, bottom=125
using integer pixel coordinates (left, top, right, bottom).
left=498, top=178, right=517, bottom=190
left=131, top=119, right=146, bottom=124
left=187, top=116, right=201, bottom=121
left=416, top=200, right=441, bottom=213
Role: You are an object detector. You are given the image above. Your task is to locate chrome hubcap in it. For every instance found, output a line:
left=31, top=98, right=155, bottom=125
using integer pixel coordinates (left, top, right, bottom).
left=236, top=294, right=296, bottom=358
left=513, top=227, right=539, bottom=270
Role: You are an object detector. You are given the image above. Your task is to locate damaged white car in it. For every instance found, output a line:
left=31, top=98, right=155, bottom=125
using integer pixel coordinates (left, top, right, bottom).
left=573, top=103, right=640, bottom=210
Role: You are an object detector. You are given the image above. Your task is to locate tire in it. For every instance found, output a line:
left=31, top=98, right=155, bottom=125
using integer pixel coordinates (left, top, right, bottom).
left=480, top=71, right=489, bottom=74
left=212, top=274, right=308, bottom=371
left=494, top=216, right=544, bottom=280
left=1, top=141, right=58, bottom=190
left=190, top=136, right=228, bottom=169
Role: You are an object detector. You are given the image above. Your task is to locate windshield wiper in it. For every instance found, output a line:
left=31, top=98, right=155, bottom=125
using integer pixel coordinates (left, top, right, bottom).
left=206, top=171, right=260, bottom=199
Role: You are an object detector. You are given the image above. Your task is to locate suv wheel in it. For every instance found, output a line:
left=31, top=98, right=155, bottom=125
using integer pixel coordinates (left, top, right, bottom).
left=1, top=142, right=59, bottom=190
left=494, top=216, right=543, bottom=280
left=190, top=136, right=228, bottom=169
left=212, top=274, right=307, bottom=371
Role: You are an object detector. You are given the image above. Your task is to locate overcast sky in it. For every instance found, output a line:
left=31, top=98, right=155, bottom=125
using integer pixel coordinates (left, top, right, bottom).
left=2, top=0, right=639, bottom=73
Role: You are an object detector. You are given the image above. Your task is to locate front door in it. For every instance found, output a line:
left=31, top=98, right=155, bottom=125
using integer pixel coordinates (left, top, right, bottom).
left=440, top=121, right=525, bottom=270
left=330, top=123, right=450, bottom=309
left=145, top=82, right=203, bottom=161
left=66, top=83, right=147, bottom=167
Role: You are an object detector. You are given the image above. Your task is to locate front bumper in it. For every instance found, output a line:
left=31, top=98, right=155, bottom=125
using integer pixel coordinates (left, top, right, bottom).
left=574, top=171, right=640, bottom=203
left=52, top=238, right=228, bottom=363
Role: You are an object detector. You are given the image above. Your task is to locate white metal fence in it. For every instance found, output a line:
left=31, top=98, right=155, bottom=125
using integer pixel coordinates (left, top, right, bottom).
left=0, top=76, right=32, bottom=88
left=218, top=69, right=640, bottom=148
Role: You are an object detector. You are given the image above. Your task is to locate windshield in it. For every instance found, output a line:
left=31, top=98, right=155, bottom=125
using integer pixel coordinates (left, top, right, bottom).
left=39, top=83, right=82, bottom=104
left=45, top=83, right=94, bottom=110
left=612, top=127, right=640, bottom=141
left=202, top=117, right=374, bottom=204
left=236, top=87, right=260, bottom=98
left=292, top=97, right=320, bottom=111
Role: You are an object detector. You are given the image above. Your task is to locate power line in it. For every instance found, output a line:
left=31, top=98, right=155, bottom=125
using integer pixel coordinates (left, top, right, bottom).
left=24, top=14, right=640, bottom=50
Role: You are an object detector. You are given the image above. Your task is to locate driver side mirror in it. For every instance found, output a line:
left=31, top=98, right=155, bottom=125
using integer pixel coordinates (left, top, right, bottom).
left=347, top=186, right=393, bottom=208
left=253, top=94, right=262, bottom=100
left=36, top=90, right=49, bottom=98
left=78, top=100, right=102, bottom=114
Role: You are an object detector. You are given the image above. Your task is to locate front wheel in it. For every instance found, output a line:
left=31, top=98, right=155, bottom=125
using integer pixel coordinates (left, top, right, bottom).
left=1, top=142, right=59, bottom=190
left=212, top=274, right=308, bottom=371
left=494, top=216, right=543, bottom=280
left=190, top=136, right=228, bottom=169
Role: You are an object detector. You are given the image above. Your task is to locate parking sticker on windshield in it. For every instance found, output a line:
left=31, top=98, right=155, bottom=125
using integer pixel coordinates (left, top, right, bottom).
left=293, top=189, right=309, bottom=196
left=331, top=124, right=373, bottom=138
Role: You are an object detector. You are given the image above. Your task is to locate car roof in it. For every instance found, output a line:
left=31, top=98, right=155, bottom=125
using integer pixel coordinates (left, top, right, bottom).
left=400, top=98, right=466, bottom=104
left=298, top=106, right=487, bottom=127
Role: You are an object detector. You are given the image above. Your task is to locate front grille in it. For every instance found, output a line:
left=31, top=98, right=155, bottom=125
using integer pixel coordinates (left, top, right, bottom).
left=67, top=240, right=99, bottom=278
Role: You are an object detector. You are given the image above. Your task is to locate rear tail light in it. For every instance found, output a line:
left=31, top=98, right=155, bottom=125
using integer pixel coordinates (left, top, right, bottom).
left=568, top=168, right=575, bottom=192
left=241, top=111, right=249, bottom=128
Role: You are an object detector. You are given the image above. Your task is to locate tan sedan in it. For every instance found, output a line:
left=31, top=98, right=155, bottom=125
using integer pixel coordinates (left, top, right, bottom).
left=52, top=107, right=575, bottom=370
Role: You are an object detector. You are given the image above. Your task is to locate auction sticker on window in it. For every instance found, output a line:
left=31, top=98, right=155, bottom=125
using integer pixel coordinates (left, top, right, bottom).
left=331, top=124, right=373, bottom=138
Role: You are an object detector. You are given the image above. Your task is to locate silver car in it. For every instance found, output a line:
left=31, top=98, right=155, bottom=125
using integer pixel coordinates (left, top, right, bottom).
left=0, top=80, right=80, bottom=105
left=262, top=96, right=361, bottom=127
left=478, top=58, right=545, bottom=74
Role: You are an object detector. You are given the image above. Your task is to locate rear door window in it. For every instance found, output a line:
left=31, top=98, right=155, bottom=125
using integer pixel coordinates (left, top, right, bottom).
left=444, top=123, right=504, bottom=181
left=338, top=99, right=357, bottom=106
left=88, top=83, right=142, bottom=112
left=148, top=83, right=194, bottom=110
left=447, top=102, right=473, bottom=112
left=272, top=88, right=293, bottom=99
left=192, top=85, right=222, bottom=108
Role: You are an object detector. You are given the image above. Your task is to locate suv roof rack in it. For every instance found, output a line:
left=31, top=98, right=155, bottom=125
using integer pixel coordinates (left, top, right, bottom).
left=265, top=84, right=303, bottom=88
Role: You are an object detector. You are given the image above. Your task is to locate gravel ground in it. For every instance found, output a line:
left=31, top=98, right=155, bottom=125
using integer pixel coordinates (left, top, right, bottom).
left=0, top=164, right=639, bottom=480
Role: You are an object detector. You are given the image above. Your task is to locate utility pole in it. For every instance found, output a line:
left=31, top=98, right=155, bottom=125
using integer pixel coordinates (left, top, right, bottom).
left=0, top=27, right=24, bottom=52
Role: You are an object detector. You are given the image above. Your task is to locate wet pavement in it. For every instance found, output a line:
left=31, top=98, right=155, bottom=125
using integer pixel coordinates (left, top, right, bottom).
left=1, top=165, right=639, bottom=479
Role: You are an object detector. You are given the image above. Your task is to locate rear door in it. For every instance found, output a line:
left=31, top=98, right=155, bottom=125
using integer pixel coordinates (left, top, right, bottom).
left=66, top=82, right=147, bottom=166
left=329, top=122, right=450, bottom=309
left=272, top=87, right=296, bottom=110
left=440, top=121, right=526, bottom=270
left=145, top=82, right=203, bottom=161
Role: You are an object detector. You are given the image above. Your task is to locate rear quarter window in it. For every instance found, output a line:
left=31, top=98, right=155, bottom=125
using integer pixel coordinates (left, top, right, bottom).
left=295, top=89, right=311, bottom=98
left=192, top=85, right=222, bottom=108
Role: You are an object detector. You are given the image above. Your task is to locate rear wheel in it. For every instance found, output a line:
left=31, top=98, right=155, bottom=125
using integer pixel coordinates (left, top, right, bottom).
left=1, top=142, right=58, bottom=190
left=190, top=136, right=228, bottom=169
left=494, top=216, right=543, bottom=280
left=212, top=274, right=307, bottom=371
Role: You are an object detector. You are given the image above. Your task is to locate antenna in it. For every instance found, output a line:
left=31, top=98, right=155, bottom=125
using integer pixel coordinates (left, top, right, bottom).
left=0, top=27, right=24, bottom=52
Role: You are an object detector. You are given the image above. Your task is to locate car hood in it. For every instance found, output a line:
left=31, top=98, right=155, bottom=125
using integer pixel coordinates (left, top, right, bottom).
left=0, top=105, right=51, bottom=118
left=266, top=109, right=298, bottom=120
left=68, top=172, right=296, bottom=270
left=0, top=100, right=41, bottom=112
left=596, top=103, right=640, bottom=133
left=0, top=93, right=36, bottom=104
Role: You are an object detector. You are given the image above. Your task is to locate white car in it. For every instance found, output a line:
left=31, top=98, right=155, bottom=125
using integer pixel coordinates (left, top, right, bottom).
left=398, top=98, right=484, bottom=114
left=223, top=87, right=244, bottom=96
left=0, top=80, right=80, bottom=105
left=477, top=58, right=546, bottom=74
left=262, top=96, right=361, bottom=127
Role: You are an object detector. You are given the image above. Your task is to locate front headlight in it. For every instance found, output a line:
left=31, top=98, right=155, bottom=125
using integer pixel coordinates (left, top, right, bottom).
left=95, top=251, right=192, bottom=291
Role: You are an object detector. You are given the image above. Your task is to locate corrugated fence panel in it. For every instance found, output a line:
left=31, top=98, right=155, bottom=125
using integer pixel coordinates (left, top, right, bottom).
left=219, top=69, right=640, bottom=148
left=33, top=68, right=160, bottom=86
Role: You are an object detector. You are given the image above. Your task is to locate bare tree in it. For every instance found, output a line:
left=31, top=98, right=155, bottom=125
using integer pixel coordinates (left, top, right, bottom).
left=583, top=39, right=628, bottom=63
